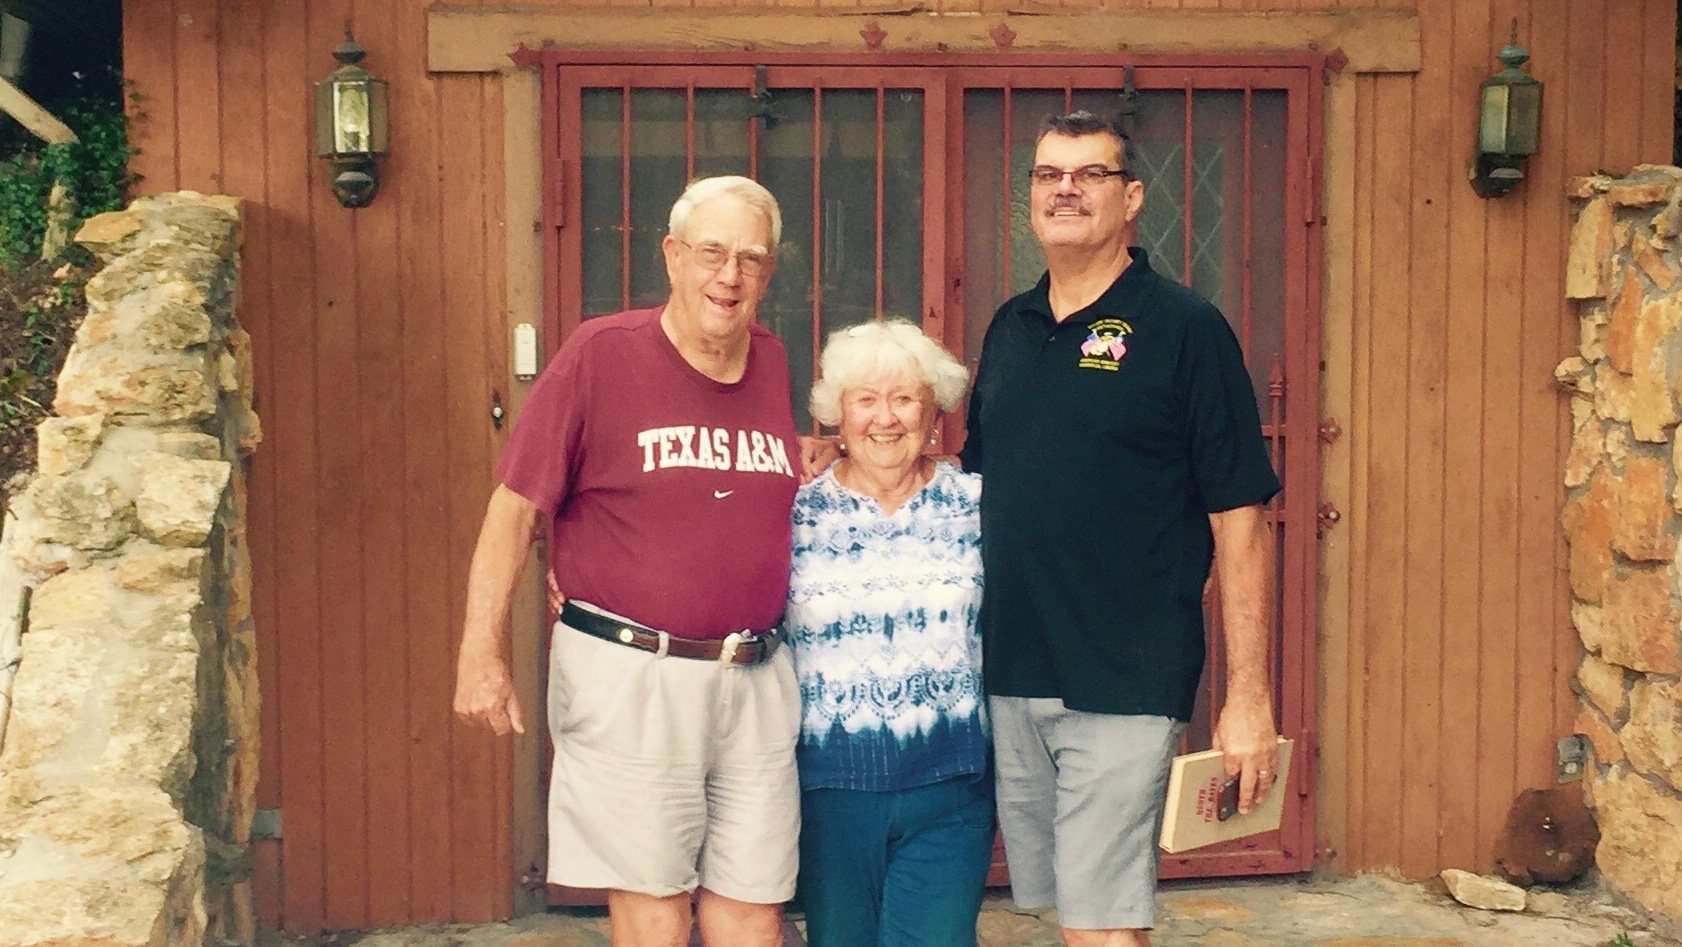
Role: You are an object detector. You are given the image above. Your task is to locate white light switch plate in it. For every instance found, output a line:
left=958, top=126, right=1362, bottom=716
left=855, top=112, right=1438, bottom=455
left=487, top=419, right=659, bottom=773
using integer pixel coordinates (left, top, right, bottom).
left=514, top=323, right=539, bottom=379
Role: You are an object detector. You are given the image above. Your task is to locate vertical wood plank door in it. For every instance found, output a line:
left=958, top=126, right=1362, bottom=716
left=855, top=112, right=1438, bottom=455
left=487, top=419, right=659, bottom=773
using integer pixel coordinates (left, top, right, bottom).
left=151, top=5, right=517, bottom=931
left=539, top=52, right=1323, bottom=888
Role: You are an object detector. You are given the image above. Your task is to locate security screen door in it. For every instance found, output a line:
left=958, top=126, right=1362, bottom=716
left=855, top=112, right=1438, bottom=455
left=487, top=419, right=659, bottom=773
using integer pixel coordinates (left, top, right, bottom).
left=550, top=66, right=945, bottom=433
left=540, top=56, right=1321, bottom=883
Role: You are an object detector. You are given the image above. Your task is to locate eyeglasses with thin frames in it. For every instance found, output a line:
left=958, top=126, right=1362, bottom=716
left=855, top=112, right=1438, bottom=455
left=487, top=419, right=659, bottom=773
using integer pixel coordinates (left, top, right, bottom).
left=677, top=238, right=774, bottom=277
left=1027, top=165, right=1131, bottom=187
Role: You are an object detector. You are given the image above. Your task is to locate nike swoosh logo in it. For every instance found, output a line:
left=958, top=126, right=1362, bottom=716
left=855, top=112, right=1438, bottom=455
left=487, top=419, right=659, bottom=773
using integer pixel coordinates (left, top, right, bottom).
left=714, top=490, right=735, bottom=499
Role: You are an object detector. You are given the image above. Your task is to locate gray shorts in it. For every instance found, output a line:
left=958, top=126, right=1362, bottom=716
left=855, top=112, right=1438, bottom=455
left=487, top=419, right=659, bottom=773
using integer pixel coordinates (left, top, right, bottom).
left=546, top=606, right=802, bottom=903
left=989, top=696, right=1185, bottom=931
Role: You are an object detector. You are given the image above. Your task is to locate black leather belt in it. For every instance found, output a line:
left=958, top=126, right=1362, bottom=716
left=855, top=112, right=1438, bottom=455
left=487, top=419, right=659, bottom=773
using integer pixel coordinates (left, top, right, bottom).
left=559, top=601, right=783, bottom=666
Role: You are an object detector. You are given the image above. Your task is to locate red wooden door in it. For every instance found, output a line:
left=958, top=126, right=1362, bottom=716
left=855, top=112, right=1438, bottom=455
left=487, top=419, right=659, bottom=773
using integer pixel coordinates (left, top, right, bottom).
left=537, top=52, right=1322, bottom=891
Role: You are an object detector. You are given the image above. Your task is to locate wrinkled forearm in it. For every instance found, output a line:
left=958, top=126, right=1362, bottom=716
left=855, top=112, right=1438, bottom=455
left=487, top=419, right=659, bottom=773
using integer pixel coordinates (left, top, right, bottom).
left=1210, top=503, right=1274, bottom=710
left=459, top=485, right=544, bottom=663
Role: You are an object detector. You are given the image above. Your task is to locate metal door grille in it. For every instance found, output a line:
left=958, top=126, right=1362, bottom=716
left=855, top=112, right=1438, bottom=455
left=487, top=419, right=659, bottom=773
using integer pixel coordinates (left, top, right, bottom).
left=537, top=52, right=1324, bottom=882
left=551, top=66, right=945, bottom=432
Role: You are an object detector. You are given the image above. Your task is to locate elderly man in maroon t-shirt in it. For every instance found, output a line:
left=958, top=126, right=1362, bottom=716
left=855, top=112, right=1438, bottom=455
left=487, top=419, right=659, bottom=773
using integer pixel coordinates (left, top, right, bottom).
left=453, top=176, right=802, bottom=947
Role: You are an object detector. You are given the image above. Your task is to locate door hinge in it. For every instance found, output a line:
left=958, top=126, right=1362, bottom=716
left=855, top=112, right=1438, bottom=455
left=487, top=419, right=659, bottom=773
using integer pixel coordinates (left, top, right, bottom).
left=1297, top=734, right=1315, bottom=797
left=251, top=808, right=283, bottom=840
left=492, top=391, right=506, bottom=431
left=750, top=65, right=778, bottom=128
left=1316, top=503, right=1342, bottom=533
left=1115, top=66, right=1140, bottom=138
left=519, top=861, right=547, bottom=894
left=1302, top=154, right=1317, bottom=225
left=546, top=158, right=565, bottom=231
left=1318, top=418, right=1342, bottom=444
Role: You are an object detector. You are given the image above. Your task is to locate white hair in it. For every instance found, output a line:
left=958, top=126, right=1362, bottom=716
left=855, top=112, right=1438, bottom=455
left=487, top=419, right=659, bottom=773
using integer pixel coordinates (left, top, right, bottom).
left=809, top=319, right=971, bottom=427
left=668, top=175, right=783, bottom=248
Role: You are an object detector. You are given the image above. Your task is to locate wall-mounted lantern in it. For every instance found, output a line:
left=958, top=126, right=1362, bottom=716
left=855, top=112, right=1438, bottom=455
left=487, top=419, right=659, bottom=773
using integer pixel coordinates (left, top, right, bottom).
left=314, top=31, right=388, bottom=208
left=1469, top=32, right=1542, bottom=199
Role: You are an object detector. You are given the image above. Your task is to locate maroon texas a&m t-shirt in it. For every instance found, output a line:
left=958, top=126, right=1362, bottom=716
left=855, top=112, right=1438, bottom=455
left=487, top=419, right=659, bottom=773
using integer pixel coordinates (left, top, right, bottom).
left=496, top=306, right=800, bottom=640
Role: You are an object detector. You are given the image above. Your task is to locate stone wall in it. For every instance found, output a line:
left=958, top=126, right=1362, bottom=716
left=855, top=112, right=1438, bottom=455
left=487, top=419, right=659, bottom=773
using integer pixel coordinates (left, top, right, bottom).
left=0, top=193, right=261, bottom=947
left=1558, top=165, right=1682, bottom=925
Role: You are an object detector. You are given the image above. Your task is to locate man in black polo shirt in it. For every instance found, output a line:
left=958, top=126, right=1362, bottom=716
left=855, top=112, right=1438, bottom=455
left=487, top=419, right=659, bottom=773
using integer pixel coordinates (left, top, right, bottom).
left=959, top=111, right=1282, bottom=946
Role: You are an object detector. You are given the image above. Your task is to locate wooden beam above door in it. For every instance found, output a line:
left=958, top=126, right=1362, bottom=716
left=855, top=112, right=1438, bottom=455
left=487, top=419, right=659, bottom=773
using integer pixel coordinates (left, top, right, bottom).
left=426, top=5, right=1419, bottom=75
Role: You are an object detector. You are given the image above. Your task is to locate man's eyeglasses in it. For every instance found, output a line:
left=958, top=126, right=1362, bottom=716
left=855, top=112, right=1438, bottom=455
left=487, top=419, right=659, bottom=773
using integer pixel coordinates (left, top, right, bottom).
left=1028, top=165, right=1130, bottom=187
left=677, top=238, right=774, bottom=277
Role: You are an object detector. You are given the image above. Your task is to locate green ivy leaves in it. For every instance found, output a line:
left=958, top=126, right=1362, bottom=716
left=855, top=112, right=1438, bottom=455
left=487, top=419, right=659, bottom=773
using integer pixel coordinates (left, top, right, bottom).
left=0, top=94, right=134, bottom=270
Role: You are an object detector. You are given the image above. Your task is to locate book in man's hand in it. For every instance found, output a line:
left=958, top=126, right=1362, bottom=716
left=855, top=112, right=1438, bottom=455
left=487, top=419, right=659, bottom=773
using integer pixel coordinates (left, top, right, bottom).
left=1158, top=738, right=1294, bottom=854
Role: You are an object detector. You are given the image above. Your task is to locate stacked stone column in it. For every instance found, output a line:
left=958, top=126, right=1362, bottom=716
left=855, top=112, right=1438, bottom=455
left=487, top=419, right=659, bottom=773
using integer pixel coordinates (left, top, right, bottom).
left=1558, top=166, right=1682, bottom=924
left=0, top=194, right=261, bottom=947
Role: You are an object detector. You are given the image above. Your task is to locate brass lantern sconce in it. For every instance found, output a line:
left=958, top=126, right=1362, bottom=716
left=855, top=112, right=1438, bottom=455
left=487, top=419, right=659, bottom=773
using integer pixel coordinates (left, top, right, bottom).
left=314, top=31, right=389, bottom=208
left=1470, top=32, right=1543, bottom=199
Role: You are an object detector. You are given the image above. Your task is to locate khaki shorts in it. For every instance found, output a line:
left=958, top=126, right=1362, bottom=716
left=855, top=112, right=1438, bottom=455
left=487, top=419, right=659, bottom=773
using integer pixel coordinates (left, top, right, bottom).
left=546, top=607, right=802, bottom=903
left=990, top=697, right=1185, bottom=931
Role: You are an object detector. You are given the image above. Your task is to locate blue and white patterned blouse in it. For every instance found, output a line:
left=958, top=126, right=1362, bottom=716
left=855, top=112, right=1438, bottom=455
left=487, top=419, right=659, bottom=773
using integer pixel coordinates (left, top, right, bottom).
left=786, top=460, right=988, bottom=792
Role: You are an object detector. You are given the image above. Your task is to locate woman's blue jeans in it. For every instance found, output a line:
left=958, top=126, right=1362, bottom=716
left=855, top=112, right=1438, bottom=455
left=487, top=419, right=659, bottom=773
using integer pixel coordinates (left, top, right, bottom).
left=796, top=773, right=996, bottom=947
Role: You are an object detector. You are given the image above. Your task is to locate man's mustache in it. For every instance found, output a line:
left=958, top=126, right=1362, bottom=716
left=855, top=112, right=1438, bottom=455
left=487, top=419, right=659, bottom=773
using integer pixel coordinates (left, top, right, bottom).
left=1043, top=198, right=1091, bottom=216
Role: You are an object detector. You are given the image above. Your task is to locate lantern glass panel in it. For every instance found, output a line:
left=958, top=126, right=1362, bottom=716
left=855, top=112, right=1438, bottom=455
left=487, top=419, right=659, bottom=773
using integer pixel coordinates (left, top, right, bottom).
left=1478, top=84, right=1510, bottom=154
left=367, top=78, right=389, bottom=154
left=333, top=80, right=373, bottom=155
left=1505, top=83, right=1541, bottom=157
left=314, top=81, right=335, bottom=156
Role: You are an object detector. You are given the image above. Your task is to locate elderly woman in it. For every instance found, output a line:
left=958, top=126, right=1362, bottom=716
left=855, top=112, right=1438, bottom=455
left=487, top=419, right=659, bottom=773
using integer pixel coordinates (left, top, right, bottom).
left=785, top=319, right=991, bottom=947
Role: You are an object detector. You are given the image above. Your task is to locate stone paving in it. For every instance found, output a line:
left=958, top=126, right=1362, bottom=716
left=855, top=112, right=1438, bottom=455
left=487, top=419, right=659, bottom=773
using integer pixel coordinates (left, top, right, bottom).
left=307, top=874, right=1682, bottom=947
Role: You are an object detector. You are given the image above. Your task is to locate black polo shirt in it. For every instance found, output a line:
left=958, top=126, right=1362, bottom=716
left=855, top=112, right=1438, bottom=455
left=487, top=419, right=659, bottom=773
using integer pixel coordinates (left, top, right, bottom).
left=959, top=247, right=1280, bottom=720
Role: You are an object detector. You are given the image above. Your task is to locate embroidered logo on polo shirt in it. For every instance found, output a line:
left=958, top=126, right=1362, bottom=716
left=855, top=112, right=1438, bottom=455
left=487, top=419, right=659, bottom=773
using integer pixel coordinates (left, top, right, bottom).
left=1078, top=318, right=1133, bottom=371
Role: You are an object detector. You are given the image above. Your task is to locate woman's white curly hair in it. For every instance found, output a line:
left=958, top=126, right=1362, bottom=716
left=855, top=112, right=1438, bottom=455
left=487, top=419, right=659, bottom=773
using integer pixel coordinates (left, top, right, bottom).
left=808, top=318, right=971, bottom=427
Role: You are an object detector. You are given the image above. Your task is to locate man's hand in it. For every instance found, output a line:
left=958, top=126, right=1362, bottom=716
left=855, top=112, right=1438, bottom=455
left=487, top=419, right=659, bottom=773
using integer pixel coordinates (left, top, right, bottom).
left=1212, top=693, right=1277, bottom=815
left=454, top=485, right=542, bottom=737
left=547, top=571, right=566, bottom=615
left=453, top=646, right=526, bottom=735
left=798, top=435, right=842, bottom=484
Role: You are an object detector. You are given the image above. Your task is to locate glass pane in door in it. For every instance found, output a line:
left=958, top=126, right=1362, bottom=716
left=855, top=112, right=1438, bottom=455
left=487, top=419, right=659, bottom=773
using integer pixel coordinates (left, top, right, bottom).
left=576, top=82, right=925, bottom=433
left=580, top=89, right=626, bottom=319
left=580, top=87, right=757, bottom=317
left=628, top=90, right=688, bottom=309
left=757, top=87, right=926, bottom=431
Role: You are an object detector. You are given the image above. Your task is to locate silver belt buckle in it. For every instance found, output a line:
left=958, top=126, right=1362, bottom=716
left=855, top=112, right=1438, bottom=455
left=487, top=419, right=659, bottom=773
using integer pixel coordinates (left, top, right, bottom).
left=717, top=631, right=745, bottom=665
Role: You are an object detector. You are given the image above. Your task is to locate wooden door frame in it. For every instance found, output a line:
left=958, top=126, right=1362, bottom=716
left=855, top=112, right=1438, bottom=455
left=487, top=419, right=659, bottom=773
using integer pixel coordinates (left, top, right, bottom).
left=426, top=7, right=1420, bottom=910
